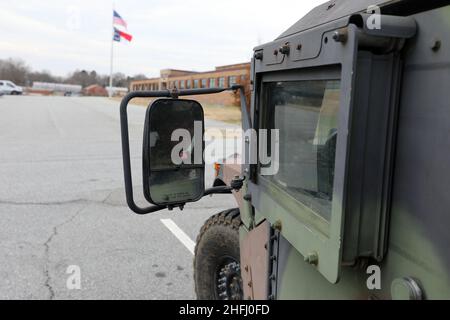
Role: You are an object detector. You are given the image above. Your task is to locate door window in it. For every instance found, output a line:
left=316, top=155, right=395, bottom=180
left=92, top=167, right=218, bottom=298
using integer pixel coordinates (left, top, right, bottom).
left=263, top=80, right=341, bottom=221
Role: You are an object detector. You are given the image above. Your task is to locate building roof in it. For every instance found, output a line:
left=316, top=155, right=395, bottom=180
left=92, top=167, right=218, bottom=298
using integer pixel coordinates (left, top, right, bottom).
left=215, top=62, right=251, bottom=71
left=160, top=69, right=198, bottom=74
left=160, top=63, right=251, bottom=76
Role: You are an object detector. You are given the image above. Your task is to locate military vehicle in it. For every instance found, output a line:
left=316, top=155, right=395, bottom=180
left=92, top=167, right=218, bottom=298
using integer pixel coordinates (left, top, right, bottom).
left=120, top=0, right=450, bottom=300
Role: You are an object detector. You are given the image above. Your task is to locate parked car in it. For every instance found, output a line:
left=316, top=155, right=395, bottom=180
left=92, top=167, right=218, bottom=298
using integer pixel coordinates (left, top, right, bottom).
left=0, top=81, right=23, bottom=95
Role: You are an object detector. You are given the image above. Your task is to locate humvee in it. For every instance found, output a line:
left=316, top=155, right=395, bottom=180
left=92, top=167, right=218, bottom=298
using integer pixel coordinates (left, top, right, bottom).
left=120, top=0, right=450, bottom=300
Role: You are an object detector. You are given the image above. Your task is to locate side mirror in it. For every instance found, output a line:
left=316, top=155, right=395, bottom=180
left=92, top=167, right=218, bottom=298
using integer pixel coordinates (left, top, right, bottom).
left=143, top=99, right=205, bottom=206
left=120, top=86, right=248, bottom=215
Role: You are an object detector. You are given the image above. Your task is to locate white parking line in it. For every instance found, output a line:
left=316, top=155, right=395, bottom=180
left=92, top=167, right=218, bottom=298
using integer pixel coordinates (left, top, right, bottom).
left=160, top=219, right=195, bottom=255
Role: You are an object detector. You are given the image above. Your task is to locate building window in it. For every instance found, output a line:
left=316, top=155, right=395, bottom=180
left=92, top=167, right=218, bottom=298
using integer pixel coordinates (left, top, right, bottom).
left=180, top=80, right=185, bottom=89
left=218, top=77, right=225, bottom=88
left=186, top=80, right=191, bottom=89
left=241, top=75, right=246, bottom=83
left=194, top=79, right=200, bottom=89
left=209, top=78, right=216, bottom=88
left=201, top=79, right=207, bottom=88
left=229, top=76, right=237, bottom=86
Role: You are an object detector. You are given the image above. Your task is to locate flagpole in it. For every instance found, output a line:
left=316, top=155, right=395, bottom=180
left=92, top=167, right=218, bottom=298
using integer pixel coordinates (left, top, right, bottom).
left=109, top=2, right=115, bottom=98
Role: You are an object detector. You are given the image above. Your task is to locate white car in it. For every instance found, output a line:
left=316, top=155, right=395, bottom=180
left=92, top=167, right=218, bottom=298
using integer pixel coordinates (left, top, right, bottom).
left=0, top=81, right=23, bottom=95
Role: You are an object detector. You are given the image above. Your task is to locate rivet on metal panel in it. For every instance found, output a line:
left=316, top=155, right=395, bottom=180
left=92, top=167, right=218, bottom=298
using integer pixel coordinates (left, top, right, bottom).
left=333, top=30, right=348, bottom=43
left=431, top=39, right=441, bottom=52
left=254, top=51, right=263, bottom=60
left=279, top=43, right=290, bottom=55
left=273, top=220, right=282, bottom=232
left=304, top=252, right=319, bottom=266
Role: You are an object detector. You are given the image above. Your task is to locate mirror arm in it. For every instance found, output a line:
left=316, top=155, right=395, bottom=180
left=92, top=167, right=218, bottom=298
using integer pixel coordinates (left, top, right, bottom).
left=120, top=88, right=243, bottom=216
left=231, top=85, right=252, bottom=131
left=204, top=186, right=233, bottom=196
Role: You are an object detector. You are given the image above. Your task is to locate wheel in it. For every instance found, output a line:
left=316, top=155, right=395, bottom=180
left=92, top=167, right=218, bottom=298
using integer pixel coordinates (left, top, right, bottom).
left=194, top=208, right=243, bottom=300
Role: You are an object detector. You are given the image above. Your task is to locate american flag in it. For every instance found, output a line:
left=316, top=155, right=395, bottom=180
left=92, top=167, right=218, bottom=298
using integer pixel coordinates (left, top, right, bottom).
left=113, top=10, right=127, bottom=29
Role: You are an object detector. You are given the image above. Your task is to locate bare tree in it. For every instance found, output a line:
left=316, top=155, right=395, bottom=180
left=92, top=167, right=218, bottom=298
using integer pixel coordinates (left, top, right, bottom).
left=28, top=70, right=61, bottom=84
left=0, top=56, right=149, bottom=89
left=112, top=72, right=128, bottom=87
left=130, top=74, right=148, bottom=81
left=0, top=58, right=30, bottom=85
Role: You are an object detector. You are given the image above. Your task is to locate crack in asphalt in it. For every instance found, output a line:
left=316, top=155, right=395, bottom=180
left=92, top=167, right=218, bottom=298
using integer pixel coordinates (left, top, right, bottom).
left=40, top=191, right=117, bottom=300
left=0, top=199, right=91, bottom=207
left=42, top=204, right=88, bottom=300
left=0, top=196, right=126, bottom=208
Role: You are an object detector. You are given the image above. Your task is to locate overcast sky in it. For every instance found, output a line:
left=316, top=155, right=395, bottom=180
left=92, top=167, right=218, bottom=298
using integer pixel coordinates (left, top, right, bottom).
left=0, top=0, right=326, bottom=78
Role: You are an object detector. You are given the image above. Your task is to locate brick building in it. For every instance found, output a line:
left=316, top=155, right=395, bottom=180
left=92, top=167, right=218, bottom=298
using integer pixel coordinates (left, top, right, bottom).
left=83, top=84, right=108, bottom=97
left=130, top=62, right=250, bottom=106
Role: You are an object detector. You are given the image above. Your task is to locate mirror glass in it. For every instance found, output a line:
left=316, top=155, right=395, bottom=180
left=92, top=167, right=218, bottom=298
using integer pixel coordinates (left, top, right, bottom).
left=143, top=99, right=205, bottom=206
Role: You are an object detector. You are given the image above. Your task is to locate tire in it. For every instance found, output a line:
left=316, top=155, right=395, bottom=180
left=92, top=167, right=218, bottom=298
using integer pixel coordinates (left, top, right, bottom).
left=194, top=208, right=243, bottom=300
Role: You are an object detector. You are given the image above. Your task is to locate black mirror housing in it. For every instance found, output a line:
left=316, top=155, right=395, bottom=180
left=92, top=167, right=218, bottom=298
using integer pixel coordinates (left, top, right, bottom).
left=143, top=99, right=205, bottom=206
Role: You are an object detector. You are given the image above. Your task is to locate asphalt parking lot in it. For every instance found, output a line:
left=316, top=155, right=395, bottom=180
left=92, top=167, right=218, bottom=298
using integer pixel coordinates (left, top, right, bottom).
left=0, top=95, right=239, bottom=300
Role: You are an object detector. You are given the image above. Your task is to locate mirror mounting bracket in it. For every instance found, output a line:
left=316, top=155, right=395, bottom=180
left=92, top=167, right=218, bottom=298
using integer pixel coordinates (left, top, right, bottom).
left=230, top=176, right=246, bottom=191
left=120, top=86, right=250, bottom=215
